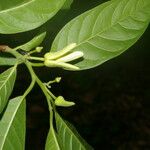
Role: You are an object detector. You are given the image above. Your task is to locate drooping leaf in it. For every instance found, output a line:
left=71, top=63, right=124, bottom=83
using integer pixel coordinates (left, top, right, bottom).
left=0, top=96, right=26, bottom=150
left=0, top=0, right=66, bottom=34
left=16, top=32, right=46, bottom=51
left=51, top=0, right=150, bottom=70
left=55, top=113, right=93, bottom=150
left=45, top=125, right=61, bottom=150
left=0, top=66, right=17, bottom=113
left=0, top=57, right=17, bottom=66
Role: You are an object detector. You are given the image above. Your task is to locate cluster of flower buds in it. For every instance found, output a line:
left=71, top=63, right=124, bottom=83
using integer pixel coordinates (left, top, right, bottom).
left=44, top=43, right=84, bottom=70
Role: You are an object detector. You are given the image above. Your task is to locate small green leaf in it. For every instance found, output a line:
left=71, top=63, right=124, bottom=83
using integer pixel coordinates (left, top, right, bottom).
left=45, top=126, right=61, bottom=150
left=0, top=0, right=66, bottom=34
left=0, top=66, right=17, bottom=113
left=0, top=57, right=17, bottom=66
left=51, top=0, right=150, bottom=70
left=55, top=113, right=93, bottom=150
left=16, top=32, right=46, bottom=51
left=0, top=96, right=26, bottom=150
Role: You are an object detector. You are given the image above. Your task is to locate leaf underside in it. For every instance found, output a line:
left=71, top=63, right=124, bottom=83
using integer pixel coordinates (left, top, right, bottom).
left=0, top=96, right=26, bottom=150
left=17, top=32, right=46, bottom=51
left=51, top=0, right=150, bottom=70
left=62, top=0, right=73, bottom=10
left=0, top=57, right=17, bottom=66
left=55, top=113, right=93, bottom=150
left=45, top=126, right=61, bottom=150
left=0, top=66, right=17, bottom=113
left=0, top=0, right=66, bottom=34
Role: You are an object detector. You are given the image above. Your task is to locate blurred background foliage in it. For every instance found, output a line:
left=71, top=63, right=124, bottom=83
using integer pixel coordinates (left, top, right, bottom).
left=0, top=0, right=150, bottom=149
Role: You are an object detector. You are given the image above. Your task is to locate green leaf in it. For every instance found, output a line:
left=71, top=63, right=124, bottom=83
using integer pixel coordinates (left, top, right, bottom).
left=51, top=0, right=150, bottom=70
left=0, top=0, right=66, bottom=34
left=0, top=66, right=17, bottom=113
left=0, top=96, right=26, bottom=150
left=55, top=113, right=93, bottom=150
left=45, top=125, right=61, bottom=150
left=0, top=57, right=17, bottom=66
left=62, top=0, right=73, bottom=10
left=16, top=32, right=46, bottom=51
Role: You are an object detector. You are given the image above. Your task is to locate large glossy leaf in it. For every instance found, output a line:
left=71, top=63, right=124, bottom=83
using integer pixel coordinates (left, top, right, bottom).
left=0, top=96, right=26, bottom=150
left=45, top=125, right=61, bottom=150
left=55, top=113, right=93, bottom=150
left=0, top=66, right=17, bottom=113
left=51, top=0, right=150, bottom=70
left=0, top=0, right=66, bottom=34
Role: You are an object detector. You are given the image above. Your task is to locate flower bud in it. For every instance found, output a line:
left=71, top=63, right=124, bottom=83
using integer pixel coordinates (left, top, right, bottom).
left=44, top=43, right=77, bottom=60
left=56, top=51, right=84, bottom=62
left=35, top=47, right=43, bottom=53
left=55, top=96, right=75, bottom=107
left=44, top=60, right=80, bottom=70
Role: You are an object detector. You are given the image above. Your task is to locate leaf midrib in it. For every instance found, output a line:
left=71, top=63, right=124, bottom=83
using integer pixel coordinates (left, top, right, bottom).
left=0, top=0, right=35, bottom=14
left=58, top=115, right=86, bottom=150
left=57, top=0, right=148, bottom=52
left=0, top=66, right=16, bottom=91
left=51, top=126, right=61, bottom=150
left=0, top=97, right=23, bottom=150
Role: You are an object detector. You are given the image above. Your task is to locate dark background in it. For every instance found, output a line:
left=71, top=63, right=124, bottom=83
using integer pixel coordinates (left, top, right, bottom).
left=0, top=0, right=150, bottom=150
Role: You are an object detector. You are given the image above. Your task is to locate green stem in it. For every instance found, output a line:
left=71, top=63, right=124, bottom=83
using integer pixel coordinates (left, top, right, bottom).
left=5, top=48, right=27, bottom=65
left=44, top=86, right=56, bottom=100
left=30, top=62, right=44, bottom=67
left=50, top=105, right=54, bottom=126
left=25, top=61, right=55, bottom=127
left=25, top=61, right=53, bottom=110
left=27, top=56, right=44, bottom=61
left=22, top=62, right=36, bottom=98
left=22, top=79, right=36, bottom=99
left=7, top=47, right=55, bottom=127
left=6, top=48, right=45, bottom=66
left=6, top=49, right=21, bottom=58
